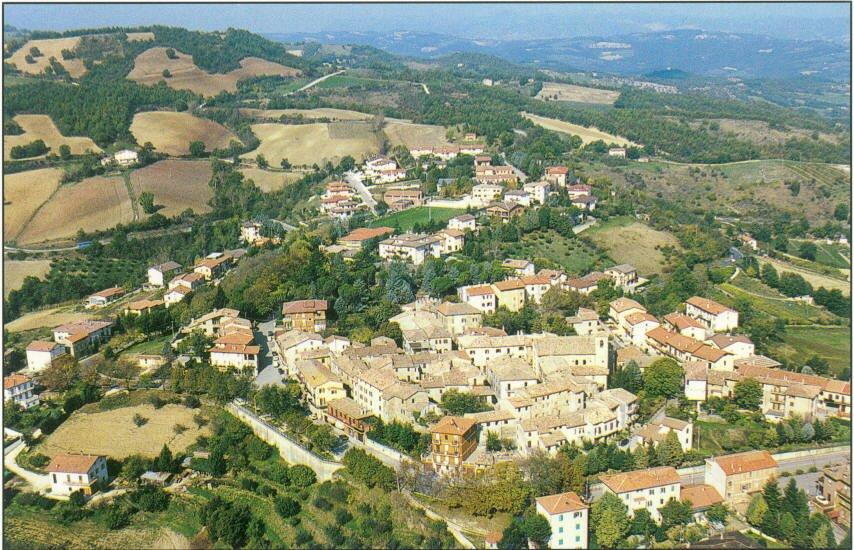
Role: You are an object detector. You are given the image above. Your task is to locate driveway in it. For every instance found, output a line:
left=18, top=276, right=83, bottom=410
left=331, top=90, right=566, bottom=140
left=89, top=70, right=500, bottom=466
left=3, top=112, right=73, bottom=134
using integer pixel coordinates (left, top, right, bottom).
left=4, top=443, right=51, bottom=493
left=344, top=171, right=377, bottom=213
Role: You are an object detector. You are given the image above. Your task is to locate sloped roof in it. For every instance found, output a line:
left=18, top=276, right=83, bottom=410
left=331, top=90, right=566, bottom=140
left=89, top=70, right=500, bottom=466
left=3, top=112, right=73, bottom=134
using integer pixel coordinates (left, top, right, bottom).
left=686, top=296, right=733, bottom=316
left=536, top=491, right=588, bottom=514
left=431, top=415, right=476, bottom=435
left=47, top=453, right=102, bottom=474
left=712, top=450, right=777, bottom=475
left=681, top=484, right=724, bottom=510
left=600, top=466, right=681, bottom=493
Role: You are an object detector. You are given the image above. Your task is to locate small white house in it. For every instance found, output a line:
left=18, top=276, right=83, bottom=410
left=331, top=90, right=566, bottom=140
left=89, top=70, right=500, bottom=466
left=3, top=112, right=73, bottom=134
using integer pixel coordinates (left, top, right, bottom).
left=448, top=214, right=477, bottom=232
left=535, top=491, right=589, bottom=549
left=4, top=373, right=40, bottom=410
left=47, top=454, right=108, bottom=496
left=147, top=261, right=182, bottom=287
left=101, top=149, right=139, bottom=167
left=25, top=340, right=66, bottom=372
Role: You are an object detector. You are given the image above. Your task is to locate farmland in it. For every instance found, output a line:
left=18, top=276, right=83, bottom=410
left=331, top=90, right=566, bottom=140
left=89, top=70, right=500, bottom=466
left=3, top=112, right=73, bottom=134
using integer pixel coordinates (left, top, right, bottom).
left=584, top=216, right=680, bottom=275
left=244, top=122, right=381, bottom=166
left=505, top=229, right=603, bottom=275
left=535, top=82, right=620, bottom=105
left=129, top=111, right=239, bottom=156
left=36, top=399, right=210, bottom=460
left=4, top=305, right=92, bottom=333
left=127, top=47, right=300, bottom=96
left=714, top=274, right=838, bottom=324
left=239, top=107, right=373, bottom=121
left=6, top=36, right=87, bottom=77
left=694, top=118, right=843, bottom=147
left=521, top=112, right=638, bottom=146
left=769, top=326, right=851, bottom=377
left=3, top=260, right=52, bottom=298
left=384, top=120, right=452, bottom=149
left=3, top=167, right=64, bottom=242
left=369, top=206, right=466, bottom=231
left=599, top=159, right=850, bottom=227
left=129, top=159, right=214, bottom=216
left=17, top=175, right=134, bottom=245
left=3, top=114, right=101, bottom=161
left=758, top=256, right=849, bottom=295
left=239, top=167, right=305, bottom=192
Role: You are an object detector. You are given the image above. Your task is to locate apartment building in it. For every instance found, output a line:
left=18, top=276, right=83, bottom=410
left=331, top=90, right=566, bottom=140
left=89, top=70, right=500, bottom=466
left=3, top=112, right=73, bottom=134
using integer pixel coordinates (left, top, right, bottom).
left=147, top=261, right=182, bottom=287
left=663, top=312, right=708, bottom=341
left=52, top=320, right=114, bottom=357
left=338, top=226, right=395, bottom=250
left=208, top=330, right=260, bottom=373
left=685, top=296, right=739, bottom=332
left=567, top=308, right=599, bottom=336
left=429, top=416, right=478, bottom=471
left=471, top=183, right=504, bottom=205
left=448, top=214, right=477, bottom=232
left=493, top=279, right=526, bottom=312
left=4, top=373, right=40, bottom=410
left=600, top=466, right=682, bottom=522
left=282, top=299, right=328, bottom=333
left=458, top=284, right=498, bottom=314
left=25, top=340, right=66, bottom=372
left=378, top=233, right=442, bottom=265
left=544, top=166, right=569, bottom=186
left=536, top=491, right=589, bottom=549
left=294, top=359, right=347, bottom=416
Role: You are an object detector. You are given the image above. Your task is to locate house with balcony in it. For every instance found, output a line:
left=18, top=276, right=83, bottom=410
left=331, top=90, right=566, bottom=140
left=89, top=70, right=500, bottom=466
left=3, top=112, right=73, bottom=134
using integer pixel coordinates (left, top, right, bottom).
left=4, top=373, right=40, bottom=410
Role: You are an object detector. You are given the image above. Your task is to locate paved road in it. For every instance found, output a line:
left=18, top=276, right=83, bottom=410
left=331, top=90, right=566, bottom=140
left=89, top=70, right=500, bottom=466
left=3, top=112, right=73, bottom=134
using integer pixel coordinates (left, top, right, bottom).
left=573, top=217, right=598, bottom=234
left=4, top=443, right=51, bottom=492
left=344, top=171, right=378, bottom=214
left=292, top=70, right=345, bottom=94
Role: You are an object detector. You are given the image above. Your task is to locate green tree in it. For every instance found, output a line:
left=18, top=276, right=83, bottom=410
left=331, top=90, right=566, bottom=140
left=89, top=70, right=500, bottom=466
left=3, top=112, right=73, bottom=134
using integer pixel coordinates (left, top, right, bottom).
left=162, top=69, right=172, bottom=78
left=798, top=241, right=817, bottom=261
left=498, top=517, right=528, bottom=550
left=629, top=508, right=655, bottom=538
left=733, top=378, right=763, bottom=410
left=59, top=144, right=71, bottom=160
left=288, top=464, right=316, bottom=487
left=274, top=495, right=300, bottom=518
left=658, top=498, right=692, bottom=530
left=121, top=454, right=149, bottom=481
left=590, top=492, right=630, bottom=548
left=643, top=358, right=683, bottom=398
left=705, top=502, right=728, bottom=524
left=441, top=390, right=492, bottom=415
left=746, top=494, right=768, bottom=526
left=139, top=191, right=157, bottom=214
left=189, top=141, right=206, bottom=157
left=656, top=431, right=684, bottom=467
left=521, top=513, right=551, bottom=548
left=834, top=203, right=849, bottom=221
left=256, top=154, right=268, bottom=168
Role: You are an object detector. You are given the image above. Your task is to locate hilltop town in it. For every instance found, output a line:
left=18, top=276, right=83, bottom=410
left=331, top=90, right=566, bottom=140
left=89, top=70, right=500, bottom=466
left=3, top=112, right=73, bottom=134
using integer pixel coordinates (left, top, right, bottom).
left=2, top=18, right=851, bottom=550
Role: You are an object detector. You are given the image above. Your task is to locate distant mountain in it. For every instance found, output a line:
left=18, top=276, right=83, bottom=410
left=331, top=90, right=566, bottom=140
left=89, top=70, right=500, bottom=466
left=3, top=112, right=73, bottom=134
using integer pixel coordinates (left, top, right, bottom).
left=267, top=29, right=850, bottom=81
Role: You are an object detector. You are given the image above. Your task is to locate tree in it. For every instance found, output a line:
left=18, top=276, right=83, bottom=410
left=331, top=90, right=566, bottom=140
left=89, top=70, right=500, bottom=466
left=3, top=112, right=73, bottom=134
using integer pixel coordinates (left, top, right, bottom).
left=39, top=355, right=80, bottom=391
left=162, top=69, right=172, bottom=78
left=658, top=498, right=692, bottom=530
left=441, top=390, right=491, bottom=415
left=498, top=517, right=528, bottom=550
left=705, top=502, right=728, bottom=524
left=139, top=191, right=157, bottom=214
left=610, top=361, right=643, bottom=393
left=656, top=431, right=684, bottom=467
left=630, top=508, right=655, bottom=538
left=121, top=455, right=149, bottom=481
left=189, top=141, right=206, bottom=157
left=486, top=431, right=503, bottom=452
left=761, top=263, right=779, bottom=288
left=287, top=464, right=316, bottom=488
left=522, top=513, right=551, bottom=549
left=746, top=494, right=768, bottom=527
left=805, top=355, right=829, bottom=376
left=798, top=241, right=817, bottom=261
left=834, top=203, right=849, bottom=221
left=165, top=48, right=178, bottom=59
left=256, top=154, right=268, bottom=168
left=733, top=378, right=763, bottom=410
left=643, top=358, right=683, bottom=398
left=59, top=144, right=71, bottom=160
left=275, top=495, right=300, bottom=518
left=590, top=492, right=630, bottom=548
left=280, top=158, right=291, bottom=169
left=152, top=444, right=178, bottom=473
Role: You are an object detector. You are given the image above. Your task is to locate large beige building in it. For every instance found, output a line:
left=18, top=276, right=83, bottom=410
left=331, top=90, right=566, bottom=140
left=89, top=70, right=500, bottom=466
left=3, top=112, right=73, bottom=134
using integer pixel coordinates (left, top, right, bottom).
left=599, top=466, right=682, bottom=522
left=704, top=450, right=778, bottom=508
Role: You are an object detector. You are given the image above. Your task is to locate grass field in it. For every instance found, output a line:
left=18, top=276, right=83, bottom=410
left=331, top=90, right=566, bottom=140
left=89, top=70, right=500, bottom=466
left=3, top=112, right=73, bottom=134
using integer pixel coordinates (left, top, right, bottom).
left=130, top=111, right=239, bottom=156
left=384, top=120, right=452, bottom=149
left=239, top=167, right=305, bottom=192
left=584, top=216, right=680, bottom=275
left=4, top=305, right=92, bottom=333
left=128, top=47, right=300, bottom=96
left=244, top=122, right=380, bottom=167
left=369, top=206, right=465, bottom=231
left=4, top=114, right=101, bottom=161
left=504, top=229, right=602, bottom=275
left=129, top=159, right=213, bottom=217
left=521, top=112, right=638, bottom=146
left=36, top=401, right=210, bottom=460
left=3, top=167, right=64, bottom=242
left=239, top=107, right=373, bottom=121
left=759, top=256, right=849, bottom=296
left=3, top=260, right=52, bottom=297
left=695, top=419, right=766, bottom=455
left=788, top=239, right=850, bottom=270
left=770, top=326, right=851, bottom=376
left=701, top=118, right=842, bottom=147
left=535, top=82, right=620, bottom=105
left=126, top=31, right=155, bottom=42
left=6, top=37, right=87, bottom=77
left=17, top=175, right=134, bottom=245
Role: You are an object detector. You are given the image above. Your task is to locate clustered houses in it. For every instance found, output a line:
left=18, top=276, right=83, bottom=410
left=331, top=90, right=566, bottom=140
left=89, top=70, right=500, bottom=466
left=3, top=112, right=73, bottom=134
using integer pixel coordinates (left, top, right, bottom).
left=685, top=362, right=851, bottom=421
left=192, top=249, right=245, bottom=281
left=448, top=213, right=476, bottom=232
left=600, top=466, right=682, bottom=522
left=207, top=315, right=260, bottom=374
left=704, top=450, right=778, bottom=508
left=240, top=221, right=282, bottom=246
left=409, top=143, right=485, bottom=160
left=86, top=286, right=126, bottom=308
left=475, top=164, right=517, bottom=185
left=632, top=416, right=693, bottom=451
left=147, top=261, right=182, bottom=287
left=377, top=227, right=466, bottom=265
left=25, top=340, right=67, bottom=372
left=165, top=271, right=206, bottom=307
left=815, top=462, right=851, bottom=528
left=362, top=156, right=407, bottom=183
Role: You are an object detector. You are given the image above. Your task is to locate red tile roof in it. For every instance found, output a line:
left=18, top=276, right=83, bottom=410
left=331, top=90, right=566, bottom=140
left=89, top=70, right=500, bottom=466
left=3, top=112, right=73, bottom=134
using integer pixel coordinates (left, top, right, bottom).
left=686, top=296, right=733, bottom=316
left=47, top=453, right=102, bottom=474
left=681, top=484, right=724, bottom=510
left=431, top=415, right=476, bottom=436
left=600, top=466, right=681, bottom=493
left=4, top=373, right=31, bottom=390
left=536, top=491, right=588, bottom=514
left=712, top=450, right=777, bottom=476
left=282, top=299, right=328, bottom=315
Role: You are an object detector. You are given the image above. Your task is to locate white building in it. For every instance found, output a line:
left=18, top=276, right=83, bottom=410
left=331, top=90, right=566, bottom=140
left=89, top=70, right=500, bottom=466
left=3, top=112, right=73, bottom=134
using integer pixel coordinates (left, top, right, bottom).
left=25, top=340, right=66, bottom=372
left=501, top=259, right=536, bottom=277
left=448, top=214, right=477, bottom=232
left=378, top=233, right=442, bottom=265
left=535, top=491, right=589, bottom=549
left=523, top=181, right=551, bottom=205
left=599, top=466, right=681, bottom=522
left=685, top=296, right=739, bottom=333
left=101, top=149, right=138, bottom=167
left=471, top=183, right=504, bottom=206
left=4, top=373, right=39, bottom=409
left=503, top=190, right=531, bottom=207
left=47, top=454, right=109, bottom=496
left=208, top=331, right=260, bottom=374
left=707, top=334, right=755, bottom=359
left=147, top=261, right=181, bottom=287
left=164, top=286, right=192, bottom=306
left=458, top=284, right=498, bottom=314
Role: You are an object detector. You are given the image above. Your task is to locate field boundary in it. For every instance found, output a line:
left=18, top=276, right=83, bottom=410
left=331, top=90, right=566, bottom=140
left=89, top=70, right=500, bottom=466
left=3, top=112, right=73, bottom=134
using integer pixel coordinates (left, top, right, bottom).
left=122, top=172, right=140, bottom=221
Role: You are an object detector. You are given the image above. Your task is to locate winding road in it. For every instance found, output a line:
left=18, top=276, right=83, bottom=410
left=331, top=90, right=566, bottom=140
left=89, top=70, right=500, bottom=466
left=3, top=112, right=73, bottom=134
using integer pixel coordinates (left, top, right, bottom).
left=291, top=70, right=346, bottom=94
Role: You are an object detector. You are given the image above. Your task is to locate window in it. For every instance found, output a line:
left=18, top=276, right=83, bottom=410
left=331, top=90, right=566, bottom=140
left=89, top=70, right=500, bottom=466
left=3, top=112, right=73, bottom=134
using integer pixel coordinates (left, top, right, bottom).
left=559, top=527, right=563, bottom=534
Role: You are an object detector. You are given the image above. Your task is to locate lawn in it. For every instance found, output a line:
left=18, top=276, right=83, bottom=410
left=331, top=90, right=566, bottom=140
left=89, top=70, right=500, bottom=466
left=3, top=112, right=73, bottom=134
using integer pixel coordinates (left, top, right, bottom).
left=694, top=419, right=767, bottom=455
left=121, top=335, right=171, bottom=356
left=504, top=229, right=603, bottom=275
left=584, top=215, right=680, bottom=275
left=369, top=207, right=467, bottom=231
left=769, top=326, right=851, bottom=376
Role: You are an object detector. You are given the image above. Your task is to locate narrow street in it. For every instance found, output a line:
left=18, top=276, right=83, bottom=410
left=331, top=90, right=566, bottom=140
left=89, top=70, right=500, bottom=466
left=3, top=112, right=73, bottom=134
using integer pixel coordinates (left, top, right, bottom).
left=344, top=171, right=378, bottom=214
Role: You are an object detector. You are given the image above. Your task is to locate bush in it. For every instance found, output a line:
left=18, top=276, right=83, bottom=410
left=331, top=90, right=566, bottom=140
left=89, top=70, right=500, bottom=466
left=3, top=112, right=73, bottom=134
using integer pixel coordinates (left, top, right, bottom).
left=313, top=496, right=332, bottom=511
left=130, top=485, right=170, bottom=512
left=288, top=464, right=316, bottom=488
left=275, top=496, right=300, bottom=518
left=14, top=491, right=56, bottom=510
left=149, top=395, right=165, bottom=409
left=184, top=394, right=201, bottom=408
left=133, top=413, right=148, bottom=427
left=335, top=509, right=353, bottom=525
left=103, top=504, right=133, bottom=530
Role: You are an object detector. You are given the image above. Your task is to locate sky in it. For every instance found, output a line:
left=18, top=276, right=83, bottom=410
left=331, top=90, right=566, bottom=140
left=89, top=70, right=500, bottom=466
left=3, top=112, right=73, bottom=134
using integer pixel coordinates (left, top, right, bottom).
left=4, top=3, right=850, bottom=41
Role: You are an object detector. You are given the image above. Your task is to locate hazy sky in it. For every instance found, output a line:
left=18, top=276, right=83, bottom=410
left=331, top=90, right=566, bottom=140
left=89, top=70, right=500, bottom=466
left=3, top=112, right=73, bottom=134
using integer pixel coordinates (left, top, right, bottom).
left=4, top=3, right=850, bottom=41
